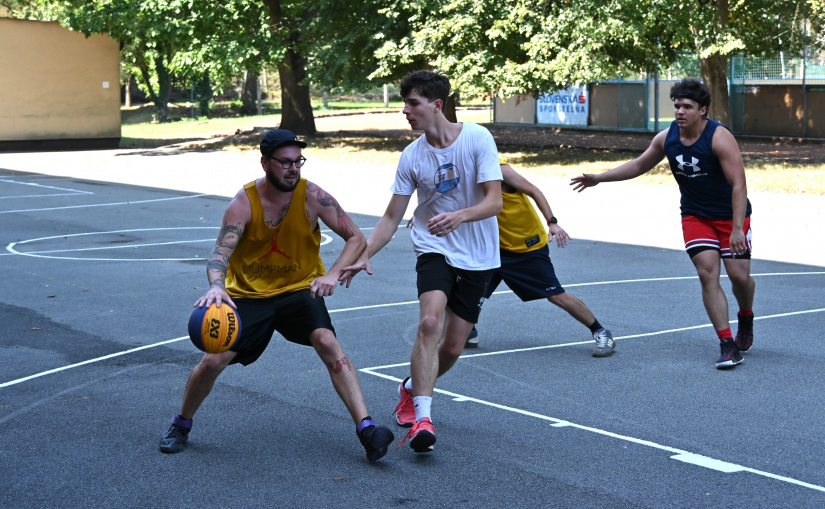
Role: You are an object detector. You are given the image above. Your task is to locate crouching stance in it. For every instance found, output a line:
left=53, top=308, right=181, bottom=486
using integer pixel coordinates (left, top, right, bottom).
left=159, top=129, right=393, bottom=461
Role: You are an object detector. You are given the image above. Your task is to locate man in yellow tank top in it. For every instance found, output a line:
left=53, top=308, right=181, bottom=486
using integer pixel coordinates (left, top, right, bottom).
left=159, top=130, right=394, bottom=461
left=468, top=160, right=615, bottom=358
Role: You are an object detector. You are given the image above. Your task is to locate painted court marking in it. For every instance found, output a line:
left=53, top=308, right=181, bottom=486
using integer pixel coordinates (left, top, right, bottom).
left=2, top=272, right=822, bottom=389
left=0, top=192, right=208, bottom=214
left=4, top=227, right=333, bottom=261
left=1, top=272, right=823, bottom=493
left=0, top=178, right=93, bottom=200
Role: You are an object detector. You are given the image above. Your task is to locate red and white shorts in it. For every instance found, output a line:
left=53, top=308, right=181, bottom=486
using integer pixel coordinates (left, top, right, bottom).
left=682, top=215, right=752, bottom=259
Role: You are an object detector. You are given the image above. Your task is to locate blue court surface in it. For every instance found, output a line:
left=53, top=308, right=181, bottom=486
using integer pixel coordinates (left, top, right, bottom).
left=1, top=155, right=824, bottom=508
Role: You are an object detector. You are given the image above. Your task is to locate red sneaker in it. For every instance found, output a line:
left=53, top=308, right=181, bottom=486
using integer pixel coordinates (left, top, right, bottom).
left=399, top=417, right=436, bottom=453
left=394, top=378, right=415, bottom=428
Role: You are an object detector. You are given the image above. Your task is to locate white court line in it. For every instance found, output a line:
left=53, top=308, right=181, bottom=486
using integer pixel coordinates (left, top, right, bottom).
left=0, top=178, right=93, bottom=200
left=0, top=337, right=186, bottom=388
left=1, top=284, right=824, bottom=490
left=1, top=274, right=822, bottom=387
left=361, top=307, right=825, bottom=370
left=0, top=193, right=208, bottom=214
left=359, top=367, right=825, bottom=493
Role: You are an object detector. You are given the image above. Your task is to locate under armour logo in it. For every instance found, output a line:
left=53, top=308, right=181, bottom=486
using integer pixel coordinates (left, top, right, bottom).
left=676, top=154, right=700, bottom=172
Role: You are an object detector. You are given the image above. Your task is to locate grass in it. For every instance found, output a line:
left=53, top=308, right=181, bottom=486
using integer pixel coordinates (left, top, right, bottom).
left=498, top=150, right=825, bottom=195
left=119, top=104, right=824, bottom=195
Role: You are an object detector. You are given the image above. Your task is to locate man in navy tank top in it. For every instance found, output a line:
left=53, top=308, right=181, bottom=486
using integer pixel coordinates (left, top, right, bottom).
left=570, top=78, right=755, bottom=370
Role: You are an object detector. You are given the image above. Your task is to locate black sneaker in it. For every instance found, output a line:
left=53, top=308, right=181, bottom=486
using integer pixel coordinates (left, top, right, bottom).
left=734, top=313, right=754, bottom=352
left=159, top=423, right=190, bottom=454
left=716, top=338, right=743, bottom=369
left=357, top=419, right=395, bottom=462
left=465, top=326, right=479, bottom=348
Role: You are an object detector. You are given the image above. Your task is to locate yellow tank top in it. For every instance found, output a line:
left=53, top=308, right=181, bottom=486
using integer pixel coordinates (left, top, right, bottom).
left=496, top=158, right=548, bottom=253
left=225, top=179, right=326, bottom=298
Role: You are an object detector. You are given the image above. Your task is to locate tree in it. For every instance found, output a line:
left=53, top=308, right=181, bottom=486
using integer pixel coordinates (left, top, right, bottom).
left=61, top=0, right=276, bottom=122
left=259, top=0, right=316, bottom=134
left=356, top=0, right=823, bottom=125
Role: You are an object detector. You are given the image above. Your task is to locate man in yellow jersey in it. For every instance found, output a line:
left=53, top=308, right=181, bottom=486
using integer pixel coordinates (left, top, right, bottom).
left=467, top=160, right=615, bottom=357
left=159, top=129, right=394, bottom=461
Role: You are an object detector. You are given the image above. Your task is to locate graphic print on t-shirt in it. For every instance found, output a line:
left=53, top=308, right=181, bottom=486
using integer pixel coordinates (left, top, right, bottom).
left=434, top=162, right=460, bottom=193
left=257, top=230, right=292, bottom=262
left=673, top=153, right=707, bottom=179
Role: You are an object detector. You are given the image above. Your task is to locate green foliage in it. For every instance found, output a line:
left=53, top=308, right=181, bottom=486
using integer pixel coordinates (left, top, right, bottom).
left=59, top=0, right=278, bottom=121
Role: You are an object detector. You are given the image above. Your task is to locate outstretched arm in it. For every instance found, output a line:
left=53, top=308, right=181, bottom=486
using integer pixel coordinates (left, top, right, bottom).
left=570, top=130, right=668, bottom=192
left=501, top=164, right=569, bottom=248
left=340, top=193, right=412, bottom=282
left=306, top=182, right=366, bottom=297
left=196, top=189, right=251, bottom=309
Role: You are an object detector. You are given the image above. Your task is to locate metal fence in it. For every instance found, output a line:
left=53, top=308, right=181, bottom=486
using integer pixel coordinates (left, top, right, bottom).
left=494, top=50, right=825, bottom=139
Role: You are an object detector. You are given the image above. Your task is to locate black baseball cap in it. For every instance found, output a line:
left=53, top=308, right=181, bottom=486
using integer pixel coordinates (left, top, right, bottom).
left=260, top=129, right=307, bottom=156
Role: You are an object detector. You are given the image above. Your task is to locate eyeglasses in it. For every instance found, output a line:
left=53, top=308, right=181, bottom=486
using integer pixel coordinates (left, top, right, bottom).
left=269, top=155, right=307, bottom=169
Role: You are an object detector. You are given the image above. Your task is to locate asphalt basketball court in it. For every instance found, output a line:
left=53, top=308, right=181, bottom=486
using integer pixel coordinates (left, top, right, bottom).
left=1, top=131, right=824, bottom=507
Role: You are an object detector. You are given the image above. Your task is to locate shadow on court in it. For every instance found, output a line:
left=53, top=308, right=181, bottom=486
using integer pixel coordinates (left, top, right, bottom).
left=1, top=168, right=824, bottom=508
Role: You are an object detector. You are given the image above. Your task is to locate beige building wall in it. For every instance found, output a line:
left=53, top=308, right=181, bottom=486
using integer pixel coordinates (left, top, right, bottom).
left=494, top=95, right=536, bottom=124
left=0, top=18, right=120, bottom=149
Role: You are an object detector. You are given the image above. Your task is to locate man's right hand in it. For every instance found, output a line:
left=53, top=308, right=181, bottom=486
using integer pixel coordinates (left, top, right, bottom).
left=570, top=173, right=599, bottom=192
left=339, top=257, right=373, bottom=287
left=194, top=286, right=235, bottom=309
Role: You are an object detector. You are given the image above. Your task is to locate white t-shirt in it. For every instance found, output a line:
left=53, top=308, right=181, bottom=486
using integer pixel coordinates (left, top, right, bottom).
left=391, top=122, right=502, bottom=270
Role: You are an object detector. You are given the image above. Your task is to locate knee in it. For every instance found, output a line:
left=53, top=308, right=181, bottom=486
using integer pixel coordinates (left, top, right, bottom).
left=418, top=313, right=442, bottom=338
left=311, top=330, right=342, bottom=357
left=197, top=353, right=230, bottom=377
left=440, top=341, right=463, bottom=363
left=548, top=293, right=565, bottom=306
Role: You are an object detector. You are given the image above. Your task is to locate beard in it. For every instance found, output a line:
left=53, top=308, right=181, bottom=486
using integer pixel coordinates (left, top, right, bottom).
left=266, top=168, right=299, bottom=192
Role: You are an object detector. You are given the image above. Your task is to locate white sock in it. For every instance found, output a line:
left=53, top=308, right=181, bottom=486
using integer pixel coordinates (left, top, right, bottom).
left=413, top=396, right=432, bottom=421
left=404, top=378, right=413, bottom=392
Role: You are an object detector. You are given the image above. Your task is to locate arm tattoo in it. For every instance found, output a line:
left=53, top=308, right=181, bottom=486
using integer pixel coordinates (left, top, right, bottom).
left=307, top=182, right=358, bottom=238
left=328, top=356, right=353, bottom=374
left=207, top=222, right=243, bottom=288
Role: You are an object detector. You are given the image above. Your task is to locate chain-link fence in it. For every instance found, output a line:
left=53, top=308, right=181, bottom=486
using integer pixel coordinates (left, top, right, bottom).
left=495, top=50, right=825, bottom=139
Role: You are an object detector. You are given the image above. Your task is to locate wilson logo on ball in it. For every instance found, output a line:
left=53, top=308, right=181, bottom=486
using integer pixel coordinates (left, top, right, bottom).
left=188, top=303, right=242, bottom=354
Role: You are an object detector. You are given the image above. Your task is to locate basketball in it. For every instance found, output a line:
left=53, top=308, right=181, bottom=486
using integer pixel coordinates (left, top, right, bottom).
left=188, top=303, right=242, bottom=353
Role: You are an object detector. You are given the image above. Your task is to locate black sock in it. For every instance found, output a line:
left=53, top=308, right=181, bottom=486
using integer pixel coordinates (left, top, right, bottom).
left=588, top=320, right=603, bottom=334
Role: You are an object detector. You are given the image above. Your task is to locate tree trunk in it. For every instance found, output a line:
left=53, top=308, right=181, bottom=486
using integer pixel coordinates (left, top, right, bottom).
left=695, top=0, right=730, bottom=125
left=443, top=93, right=458, bottom=123
left=153, top=54, right=171, bottom=122
left=124, top=73, right=131, bottom=108
left=261, top=0, right=316, bottom=135
left=135, top=49, right=168, bottom=122
left=240, top=72, right=259, bottom=115
left=277, top=50, right=316, bottom=134
left=698, top=54, right=730, bottom=125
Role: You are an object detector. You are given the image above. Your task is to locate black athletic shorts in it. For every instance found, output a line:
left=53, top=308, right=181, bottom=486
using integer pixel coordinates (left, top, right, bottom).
left=485, top=245, right=566, bottom=301
left=416, top=252, right=495, bottom=323
left=228, top=289, right=335, bottom=366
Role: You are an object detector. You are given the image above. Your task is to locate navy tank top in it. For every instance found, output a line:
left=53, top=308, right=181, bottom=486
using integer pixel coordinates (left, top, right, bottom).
left=663, top=119, right=752, bottom=220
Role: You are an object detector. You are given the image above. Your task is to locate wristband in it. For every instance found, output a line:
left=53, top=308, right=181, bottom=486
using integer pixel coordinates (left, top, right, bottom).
left=547, top=216, right=558, bottom=225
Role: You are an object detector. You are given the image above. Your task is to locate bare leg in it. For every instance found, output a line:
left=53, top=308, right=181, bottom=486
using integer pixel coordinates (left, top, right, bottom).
left=309, top=328, right=368, bottom=424
left=548, top=292, right=597, bottom=327
left=179, top=350, right=237, bottom=419
left=690, top=250, right=730, bottom=332
left=437, top=308, right=476, bottom=377
left=723, top=257, right=755, bottom=312
left=410, top=290, right=448, bottom=397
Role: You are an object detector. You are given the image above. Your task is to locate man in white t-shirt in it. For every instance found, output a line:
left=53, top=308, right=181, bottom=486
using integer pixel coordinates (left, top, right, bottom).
left=342, top=70, right=502, bottom=453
